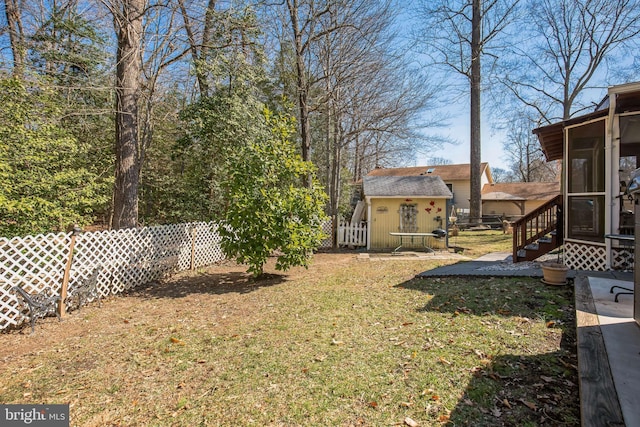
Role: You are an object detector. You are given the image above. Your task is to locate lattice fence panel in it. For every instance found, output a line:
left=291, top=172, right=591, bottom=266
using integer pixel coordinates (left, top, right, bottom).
left=0, top=222, right=225, bottom=331
left=191, top=222, right=225, bottom=269
left=0, top=233, right=72, bottom=328
left=565, top=242, right=607, bottom=271
left=72, top=224, right=192, bottom=296
left=611, top=247, right=634, bottom=271
left=320, top=219, right=334, bottom=249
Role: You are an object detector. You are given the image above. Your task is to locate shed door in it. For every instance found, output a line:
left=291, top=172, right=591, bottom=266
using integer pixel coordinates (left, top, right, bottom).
left=399, top=204, right=418, bottom=232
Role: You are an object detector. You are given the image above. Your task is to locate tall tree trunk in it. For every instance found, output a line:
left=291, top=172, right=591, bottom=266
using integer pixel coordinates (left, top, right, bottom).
left=330, top=107, right=341, bottom=218
left=112, top=0, right=143, bottom=229
left=3, top=0, right=25, bottom=78
left=179, top=0, right=217, bottom=97
left=469, top=0, right=482, bottom=224
left=287, top=0, right=312, bottom=168
left=353, top=134, right=361, bottom=183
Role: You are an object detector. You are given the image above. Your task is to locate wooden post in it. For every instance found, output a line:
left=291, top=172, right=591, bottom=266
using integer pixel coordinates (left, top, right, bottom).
left=190, top=225, right=197, bottom=271
left=59, top=225, right=81, bottom=318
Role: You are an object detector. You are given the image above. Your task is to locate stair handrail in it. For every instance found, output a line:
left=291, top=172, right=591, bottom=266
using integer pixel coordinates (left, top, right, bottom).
left=512, top=194, right=563, bottom=262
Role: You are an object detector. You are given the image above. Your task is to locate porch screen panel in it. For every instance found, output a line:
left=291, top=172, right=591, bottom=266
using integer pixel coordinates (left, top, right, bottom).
left=566, top=119, right=605, bottom=243
left=567, top=196, right=605, bottom=242
left=619, top=115, right=640, bottom=220
left=567, top=121, right=605, bottom=193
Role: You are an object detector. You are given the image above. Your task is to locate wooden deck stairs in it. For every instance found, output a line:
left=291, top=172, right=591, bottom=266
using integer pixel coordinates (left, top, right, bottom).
left=513, top=195, right=563, bottom=262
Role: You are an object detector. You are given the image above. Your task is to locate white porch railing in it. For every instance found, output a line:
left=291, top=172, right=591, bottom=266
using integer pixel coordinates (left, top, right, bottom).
left=337, top=221, right=367, bottom=247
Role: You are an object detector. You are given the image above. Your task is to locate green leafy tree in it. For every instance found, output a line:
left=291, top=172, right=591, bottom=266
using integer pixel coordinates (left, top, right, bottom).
left=139, top=89, right=192, bottom=224
left=141, top=3, right=271, bottom=224
left=220, top=107, right=328, bottom=277
left=33, top=6, right=115, bottom=225
left=0, top=78, right=109, bottom=236
left=173, top=90, right=265, bottom=221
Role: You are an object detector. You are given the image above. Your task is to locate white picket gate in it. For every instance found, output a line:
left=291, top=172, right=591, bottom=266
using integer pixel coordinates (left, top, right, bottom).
left=337, top=221, right=367, bottom=247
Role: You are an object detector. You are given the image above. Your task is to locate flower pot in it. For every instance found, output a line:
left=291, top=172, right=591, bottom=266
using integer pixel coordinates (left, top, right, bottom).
left=541, top=262, right=569, bottom=285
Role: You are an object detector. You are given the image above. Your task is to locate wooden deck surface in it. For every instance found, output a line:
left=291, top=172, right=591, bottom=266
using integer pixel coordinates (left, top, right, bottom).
left=575, top=275, right=626, bottom=427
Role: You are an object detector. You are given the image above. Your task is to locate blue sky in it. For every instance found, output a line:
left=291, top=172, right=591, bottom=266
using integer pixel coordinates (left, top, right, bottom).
left=415, top=108, right=510, bottom=171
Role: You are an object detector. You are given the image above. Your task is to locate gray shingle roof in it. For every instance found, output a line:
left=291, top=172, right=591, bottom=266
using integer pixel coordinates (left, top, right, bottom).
left=363, top=176, right=453, bottom=198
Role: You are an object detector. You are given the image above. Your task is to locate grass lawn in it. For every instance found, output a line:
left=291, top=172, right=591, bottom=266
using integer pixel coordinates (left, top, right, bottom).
left=0, top=231, right=578, bottom=426
left=447, top=229, right=514, bottom=258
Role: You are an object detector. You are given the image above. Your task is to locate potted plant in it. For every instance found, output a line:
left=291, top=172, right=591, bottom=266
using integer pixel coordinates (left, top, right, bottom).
left=541, top=250, right=569, bottom=285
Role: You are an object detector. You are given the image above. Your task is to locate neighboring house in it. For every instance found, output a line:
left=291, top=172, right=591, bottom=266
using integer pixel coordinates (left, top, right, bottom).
left=482, top=182, right=561, bottom=219
left=367, top=163, right=492, bottom=211
left=533, top=81, right=640, bottom=271
left=363, top=175, right=452, bottom=250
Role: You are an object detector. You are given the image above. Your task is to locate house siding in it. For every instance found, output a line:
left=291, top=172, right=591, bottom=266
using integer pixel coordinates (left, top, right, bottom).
left=450, top=180, right=471, bottom=210
left=369, top=197, right=448, bottom=249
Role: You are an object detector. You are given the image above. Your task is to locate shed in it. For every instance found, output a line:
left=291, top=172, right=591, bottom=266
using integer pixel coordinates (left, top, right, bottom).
left=367, top=163, right=491, bottom=211
left=363, top=175, right=453, bottom=250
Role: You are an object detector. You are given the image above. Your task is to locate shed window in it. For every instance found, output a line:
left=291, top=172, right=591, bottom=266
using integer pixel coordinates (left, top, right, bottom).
left=399, top=204, right=418, bottom=232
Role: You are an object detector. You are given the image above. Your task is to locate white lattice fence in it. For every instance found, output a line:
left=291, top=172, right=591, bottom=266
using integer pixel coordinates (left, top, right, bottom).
left=0, top=233, right=72, bottom=329
left=565, top=241, right=607, bottom=271
left=611, top=246, right=634, bottom=271
left=72, top=224, right=193, bottom=296
left=190, top=223, right=225, bottom=269
left=319, top=219, right=334, bottom=249
left=0, top=222, right=225, bottom=331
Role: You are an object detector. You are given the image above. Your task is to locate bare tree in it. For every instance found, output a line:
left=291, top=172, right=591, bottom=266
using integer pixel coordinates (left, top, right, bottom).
left=283, top=0, right=329, bottom=165
left=262, top=0, right=439, bottom=222
left=139, top=1, right=190, bottom=186
left=107, top=0, right=144, bottom=229
left=490, top=167, right=511, bottom=183
left=424, top=157, right=453, bottom=165
left=100, top=0, right=193, bottom=229
left=500, top=0, right=640, bottom=122
left=413, top=0, right=520, bottom=223
left=310, top=0, right=437, bottom=219
left=502, top=112, right=558, bottom=182
left=2, top=0, right=25, bottom=77
left=178, top=0, right=216, bottom=97
left=470, top=0, right=482, bottom=223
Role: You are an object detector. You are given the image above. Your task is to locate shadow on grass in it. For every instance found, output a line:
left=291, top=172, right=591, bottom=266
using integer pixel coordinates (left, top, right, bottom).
left=398, top=276, right=580, bottom=426
left=128, top=271, right=287, bottom=299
